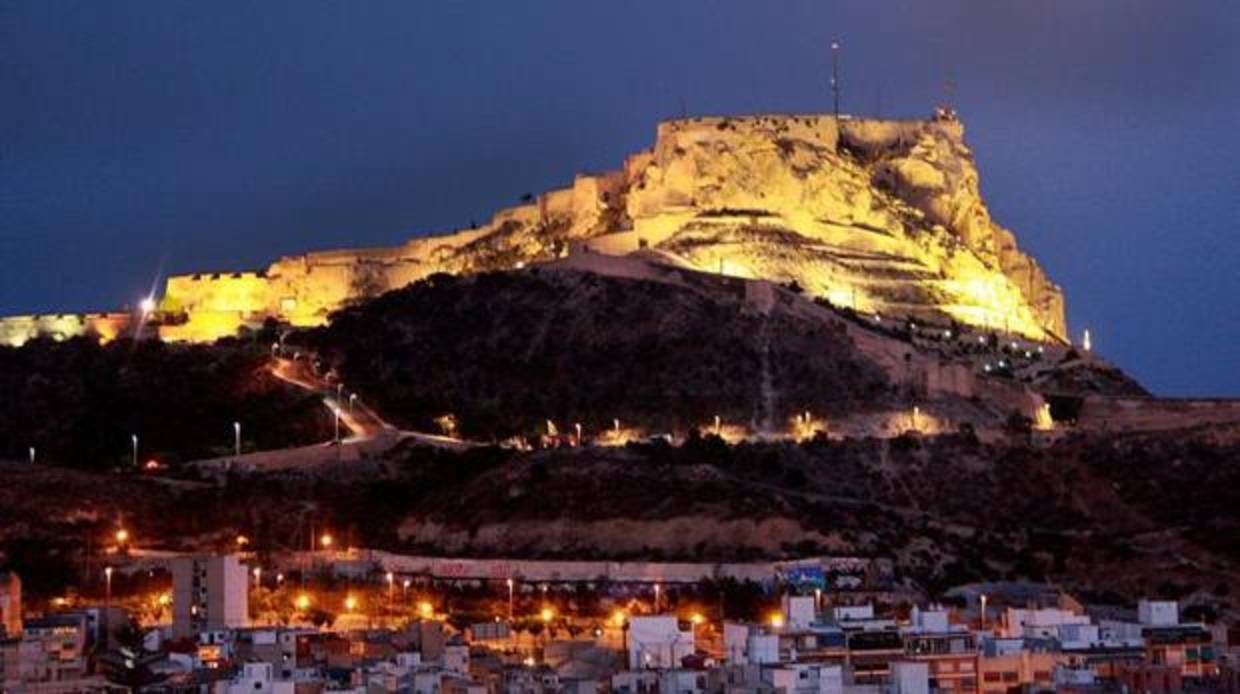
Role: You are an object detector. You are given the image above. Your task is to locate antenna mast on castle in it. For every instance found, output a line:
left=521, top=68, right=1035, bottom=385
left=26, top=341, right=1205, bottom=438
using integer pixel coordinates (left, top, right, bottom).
left=830, top=40, right=841, bottom=119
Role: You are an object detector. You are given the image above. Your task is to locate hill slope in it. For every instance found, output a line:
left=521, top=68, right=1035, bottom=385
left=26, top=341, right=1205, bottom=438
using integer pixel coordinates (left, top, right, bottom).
left=301, top=268, right=894, bottom=440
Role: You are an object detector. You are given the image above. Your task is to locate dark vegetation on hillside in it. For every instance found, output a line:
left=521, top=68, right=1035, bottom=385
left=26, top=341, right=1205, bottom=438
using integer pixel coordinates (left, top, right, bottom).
left=2, top=429, right=1235, bottom=611
left=0, top=337, right=331, bottom=470
left=300, top=270, right=893, bottom=440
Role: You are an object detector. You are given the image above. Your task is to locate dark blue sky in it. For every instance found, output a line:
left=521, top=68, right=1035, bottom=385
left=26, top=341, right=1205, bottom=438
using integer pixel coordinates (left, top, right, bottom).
left=3, top=2, right=1238, bottom=395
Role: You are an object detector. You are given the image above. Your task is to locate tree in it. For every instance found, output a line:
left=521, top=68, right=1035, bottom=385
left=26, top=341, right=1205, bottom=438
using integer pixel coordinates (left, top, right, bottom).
left=349, top=262, right=389, bottom=303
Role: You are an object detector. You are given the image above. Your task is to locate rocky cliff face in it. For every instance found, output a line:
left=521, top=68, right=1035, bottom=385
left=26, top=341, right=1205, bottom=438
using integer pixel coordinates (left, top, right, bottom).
left=138, top=112, right=1066, bottom=343
left=619, top=115, right=1066, bottom=339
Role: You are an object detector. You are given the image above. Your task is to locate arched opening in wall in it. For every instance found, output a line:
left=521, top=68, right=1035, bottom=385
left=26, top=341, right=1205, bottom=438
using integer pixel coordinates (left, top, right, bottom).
left=1044, top=394, right=1084, bottom=424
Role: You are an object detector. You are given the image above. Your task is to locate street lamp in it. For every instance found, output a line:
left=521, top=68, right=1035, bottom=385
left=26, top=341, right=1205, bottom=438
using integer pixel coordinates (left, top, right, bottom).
left=349, top=393, right=357, bottom=413
left=115, top=528, right=129, bottom=546
left=131, top=434, right=138, bottom=468
left=28, top=446, right=35, bottom=465
left=980, top=594, right=988, bottom=630
left=233, top=421, right=241, bottom=457
left=320, top=533, right=333, bottom=550
left=386, top=572, right=395, bottom=605
left=506, top=578, right=514, bottom=621
left=253, top=567, right=262, bottom=588
left=402, top=579, right=411, bottom=600
left=104, top=566, right=113, bottom=607
left=654, top=584, right=661, bottom=613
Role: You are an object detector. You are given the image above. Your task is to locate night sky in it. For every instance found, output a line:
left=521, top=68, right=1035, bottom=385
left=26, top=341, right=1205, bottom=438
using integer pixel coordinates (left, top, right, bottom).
left=3, top=2, right=1238, bottom=396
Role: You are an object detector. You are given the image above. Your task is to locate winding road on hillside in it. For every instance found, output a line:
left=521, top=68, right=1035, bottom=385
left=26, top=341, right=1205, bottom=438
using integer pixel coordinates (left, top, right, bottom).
left=270, top=355, right=475, bottom=450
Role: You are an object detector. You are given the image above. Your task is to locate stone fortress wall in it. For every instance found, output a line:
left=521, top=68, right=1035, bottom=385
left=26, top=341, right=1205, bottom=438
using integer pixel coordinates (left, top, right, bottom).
left=0, top=311, right=132, bottom=346
left=1, top=112, right=1067, bottom=346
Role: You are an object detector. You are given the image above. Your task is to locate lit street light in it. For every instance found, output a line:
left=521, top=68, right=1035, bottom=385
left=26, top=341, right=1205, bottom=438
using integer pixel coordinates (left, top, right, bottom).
left=28, top=446, right=35, bottom=464
left=980, top=594, right=988, bottom=630
left=386, top=572, right=394, bottom=605
left=252, top=567, right=262, bottom=588
left=131, top=434, right=138, bottom=468
left=320, top=533, right=333, bottom=550
left=104, top=566, right=113, bottom=607
left=654, top=583, right=661, bottom=613
left=349, top=393, right=357, bottom=413
left=233, top=421, right=241, bottom=457
left=506, top=578, right=514, bottom=621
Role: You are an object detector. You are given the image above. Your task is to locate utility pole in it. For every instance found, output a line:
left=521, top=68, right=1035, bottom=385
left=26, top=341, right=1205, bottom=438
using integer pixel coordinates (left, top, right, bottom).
left=831, top=41, right=841, bottom=119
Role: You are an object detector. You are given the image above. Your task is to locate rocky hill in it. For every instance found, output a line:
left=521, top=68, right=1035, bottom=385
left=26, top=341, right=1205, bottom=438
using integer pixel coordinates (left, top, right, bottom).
left=299, top=267, right=896, bottom=441
left=0, top=112, right=1067, bottom=346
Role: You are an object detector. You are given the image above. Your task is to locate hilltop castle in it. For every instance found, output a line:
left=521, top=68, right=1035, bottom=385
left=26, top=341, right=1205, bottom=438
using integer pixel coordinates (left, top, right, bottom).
left=1, top=112, right=1065, bottom=346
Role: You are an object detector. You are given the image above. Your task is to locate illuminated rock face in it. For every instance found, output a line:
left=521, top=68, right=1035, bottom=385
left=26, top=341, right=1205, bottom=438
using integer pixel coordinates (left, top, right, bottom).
left=0, top=112, right=1064, bottom=345
left=623, top=115, right=1066, bottom=339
